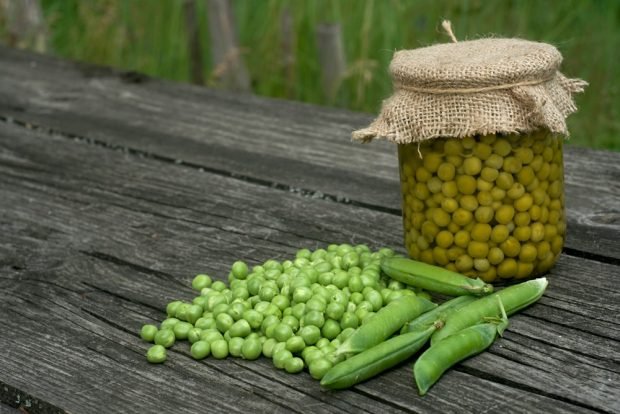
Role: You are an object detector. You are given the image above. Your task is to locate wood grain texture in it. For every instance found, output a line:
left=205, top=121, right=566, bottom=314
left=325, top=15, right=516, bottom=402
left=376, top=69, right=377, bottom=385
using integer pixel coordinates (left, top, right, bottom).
left=1, top=47, right=619, bottom=413
left=0, top=118, right=618, bottom=413
left=0, top=46, right=618, bottom=261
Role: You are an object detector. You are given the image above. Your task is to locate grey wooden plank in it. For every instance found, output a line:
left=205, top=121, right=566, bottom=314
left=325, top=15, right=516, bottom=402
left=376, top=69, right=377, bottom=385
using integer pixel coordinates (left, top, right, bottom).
left=0, top=46, right=618, bottom=260
left=0, top=120, right=618, bottom=413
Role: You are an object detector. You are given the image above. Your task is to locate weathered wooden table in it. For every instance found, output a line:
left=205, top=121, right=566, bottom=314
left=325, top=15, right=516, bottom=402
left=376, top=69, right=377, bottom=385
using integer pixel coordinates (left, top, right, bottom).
left=0, top=46, right=618, bottom=414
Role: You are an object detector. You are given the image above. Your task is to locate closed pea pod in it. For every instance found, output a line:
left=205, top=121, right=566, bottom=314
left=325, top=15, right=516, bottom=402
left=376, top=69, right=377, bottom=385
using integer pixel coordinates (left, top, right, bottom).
left=336, top=295, right=436, bottom=356
left=321, top=325, right=437, bottom=389
left=414, top=322, right=499, bottom=395
left=414, top=297, right=509, bottom=395
left=381, top=257, right=493, bottom=296
left=431, top=277, right=547, bottom=344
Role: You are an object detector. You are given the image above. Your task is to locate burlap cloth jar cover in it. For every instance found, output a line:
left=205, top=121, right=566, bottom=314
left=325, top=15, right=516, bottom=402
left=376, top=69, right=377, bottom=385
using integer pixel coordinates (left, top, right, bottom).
left=353, top=38, right=587, bottom=144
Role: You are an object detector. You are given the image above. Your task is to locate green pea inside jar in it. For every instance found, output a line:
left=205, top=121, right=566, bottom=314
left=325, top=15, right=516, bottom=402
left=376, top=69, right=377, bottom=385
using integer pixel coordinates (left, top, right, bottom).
left=398, top=131, right=565, bottom=282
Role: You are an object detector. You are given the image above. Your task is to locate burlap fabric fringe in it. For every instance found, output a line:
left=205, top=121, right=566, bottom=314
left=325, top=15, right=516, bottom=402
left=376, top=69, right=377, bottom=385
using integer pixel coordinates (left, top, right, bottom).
left=353, top=25, right=587, bottom=144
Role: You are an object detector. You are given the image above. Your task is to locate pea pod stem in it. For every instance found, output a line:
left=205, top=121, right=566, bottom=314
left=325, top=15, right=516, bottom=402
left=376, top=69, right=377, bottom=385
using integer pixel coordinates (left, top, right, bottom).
left=336, top=295, right=436, bottom=356
left=431, top=277, right=547, bottom=345
left=381, top=257, right=494, bottom=296
left=321, top=325, right=436, bottom=389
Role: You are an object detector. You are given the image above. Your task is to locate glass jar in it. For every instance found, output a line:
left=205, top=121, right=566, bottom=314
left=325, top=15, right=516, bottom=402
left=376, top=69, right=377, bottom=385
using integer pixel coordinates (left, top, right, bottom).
left=398, top=131, right=565, bottom=282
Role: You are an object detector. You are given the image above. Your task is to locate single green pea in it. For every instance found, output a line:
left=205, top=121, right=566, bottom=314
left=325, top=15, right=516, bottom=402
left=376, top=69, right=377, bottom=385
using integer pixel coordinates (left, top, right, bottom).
left=206, top=294, right=228, bottom=312
left=325, top=302, right=345, bottom=321
left=291, top=303, right=306, bottom=321
left=241, top=309, right=263, bottom=330
left=364, top=290, right=383, bottom=311
left=232, top=287, right=250, bottom=301
left=299, top=325, right=321, bottom=345
left=285, top=336, right=306, bottom=353
left=316, top=337, right=331, bottom=349
left=173, top=321, right=193, bottom=340
left=308, top=358, right=333, bottom=380
left=192, top=296, right=208, bottom=309
left=271, top=294, right=290, bottom=311
left=339, top=312, right=359, bottom=330
left=247, top=276, right=265, bottom=296
left=350, top=292, right=364, bottom=305
left=273, top=323, right=294, bottom=343
left=192, top=274, right=213, bottom=291
left=215, top=313, right=234, bottom=333
left=262, top=338, right=278, bottom=358
left=201, top=329, right=224, bottom=344
left=154, top=328, right=175, bottom=348
left=146, top=344, right=167, bottom=364
left=263, top=303, right=282, bottom=318
left=292, top=286, right=313, bottom=303
left=342, top=251, right=360, bottom=270
left=194, top=317, right=216, bottom=330
left=190, top=340, right=211, bottom=360
left=231, top=261, right=249, bottom=279
left=259, top=285, right=278, bottom=302
left=140, top=324, right=158, bottom=342
left=228, top=337, right=245, bottom=357
left=211, top=280, right=227, bottom=292
left=185, top=304, right=203, bottom=325
left=241, top=337, right=263, bottom=360
left=332, top=271, right=349, bottom=289
left=260, top=314, right=280, bottom=335
left=211, top=339, right=229, bottom=359
left=285, top=357, right=305, bottom=374
left=355, top=308, right=371, bottom=323
left=187, top=328, right=203, bottom=344
left=273, top=349, right=294, bottom=369
left=321, top=319, right=342, bottom=340
left=303, top=310, right=325, bottom=329
left=293, top=257, right=311, bottom=268
left=166, top=301, right=183, bottom=317
left=281, top=315, right=300, bottom=331
left=227, top=302, right=247, bottom=321
left=229, top=319, right=252, bottom=338
left=306, top=297, right=327, bottom=313
left=212, top=303, right=230, bottom=318
left=348, top=274, right=364, bottom=293
left=303, top=348, right=324, bottom=366
left=160, top=317, right=180, bottom=330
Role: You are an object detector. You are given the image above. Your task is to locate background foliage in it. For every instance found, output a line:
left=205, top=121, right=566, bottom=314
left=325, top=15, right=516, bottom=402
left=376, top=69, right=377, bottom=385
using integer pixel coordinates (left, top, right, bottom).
left=1, top=0, right=618, bottom=150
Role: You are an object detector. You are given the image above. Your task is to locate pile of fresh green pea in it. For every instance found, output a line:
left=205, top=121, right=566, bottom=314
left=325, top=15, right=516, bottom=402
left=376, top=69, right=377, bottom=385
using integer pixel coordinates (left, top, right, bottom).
left=140, top=244, right=431, bottom=380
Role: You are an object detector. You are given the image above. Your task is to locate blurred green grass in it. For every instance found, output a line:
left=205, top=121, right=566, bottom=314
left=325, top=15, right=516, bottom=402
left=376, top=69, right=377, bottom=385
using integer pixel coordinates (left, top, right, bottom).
left=2, top=0, right=618, bottom=150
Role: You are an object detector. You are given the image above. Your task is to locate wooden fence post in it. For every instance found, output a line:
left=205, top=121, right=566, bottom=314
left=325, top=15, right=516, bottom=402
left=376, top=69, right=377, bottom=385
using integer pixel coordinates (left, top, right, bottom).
left=315, top=22, right=346, bottom=103
left=1, top=0, right=47, bottom=52
left=183, top=0, right=204, bottom=85
left=280, top=7, right=295, bottom=99
left=206, top=0, right=251, bottom=92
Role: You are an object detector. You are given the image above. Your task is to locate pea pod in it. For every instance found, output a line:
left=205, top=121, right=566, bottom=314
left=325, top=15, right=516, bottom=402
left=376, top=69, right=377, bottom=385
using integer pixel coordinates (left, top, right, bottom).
left=321, top=325, right=436, bottom=389
left=381, top=257, right=493, bottom=296
left=431, top=277, right=547, bottom=345
left=402, top=295, right=477, bottom=334
left=336, top=295, right=436, bottom=356
left=414, top=322, right=499, bottom=395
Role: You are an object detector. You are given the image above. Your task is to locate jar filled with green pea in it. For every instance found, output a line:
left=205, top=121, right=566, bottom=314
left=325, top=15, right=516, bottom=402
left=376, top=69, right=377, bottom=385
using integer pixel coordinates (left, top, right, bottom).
left=353, top=36, right=586, bottom=282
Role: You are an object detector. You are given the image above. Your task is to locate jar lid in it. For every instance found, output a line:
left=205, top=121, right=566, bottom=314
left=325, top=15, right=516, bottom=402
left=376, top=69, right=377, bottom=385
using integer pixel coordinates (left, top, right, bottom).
left=353, top=36, right=587, bottom=144
left=390, top=38, right=562, bottom=91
